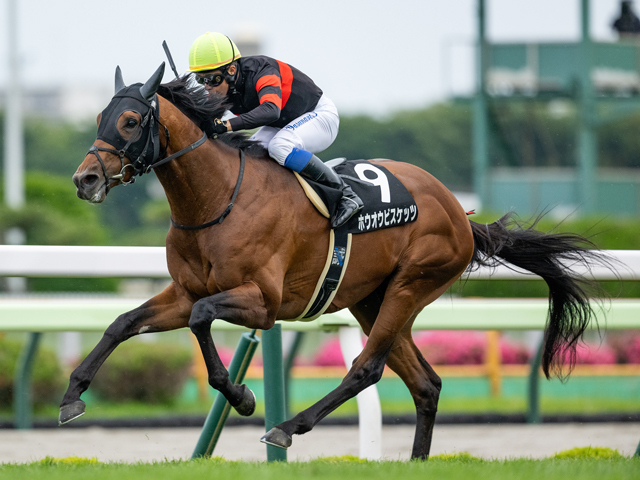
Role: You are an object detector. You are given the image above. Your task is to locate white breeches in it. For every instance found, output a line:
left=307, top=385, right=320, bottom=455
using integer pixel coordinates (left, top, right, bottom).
left=249, top=94, right=339, bottom=165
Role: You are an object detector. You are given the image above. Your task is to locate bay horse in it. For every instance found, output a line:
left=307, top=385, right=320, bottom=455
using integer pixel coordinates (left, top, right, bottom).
left=65, top=63, right=609, bottom=459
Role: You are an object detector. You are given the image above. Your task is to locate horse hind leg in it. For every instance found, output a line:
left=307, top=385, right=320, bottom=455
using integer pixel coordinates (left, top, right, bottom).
left=262, top=232, right=468, bottom=452
left=262, top=329, right=393, bottom=450
left=351, top=294, right=441, bottom=460
left=348, top=267, right=464, bottom=459
left=261, top=281, right=416, bottom=451
left=386, top=330, right=441, bottom=460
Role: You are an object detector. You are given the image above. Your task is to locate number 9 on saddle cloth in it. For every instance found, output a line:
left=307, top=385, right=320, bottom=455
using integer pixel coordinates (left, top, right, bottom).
left=302, top=159, right=418, bottom=234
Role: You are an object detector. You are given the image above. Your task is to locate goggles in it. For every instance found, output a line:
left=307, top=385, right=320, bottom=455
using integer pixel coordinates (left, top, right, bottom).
left=196, top=72, right=225, bottom=87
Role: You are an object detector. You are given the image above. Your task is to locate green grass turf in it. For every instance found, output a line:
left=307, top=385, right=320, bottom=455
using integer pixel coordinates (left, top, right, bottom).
left=1, top=455, right=639, bottom=480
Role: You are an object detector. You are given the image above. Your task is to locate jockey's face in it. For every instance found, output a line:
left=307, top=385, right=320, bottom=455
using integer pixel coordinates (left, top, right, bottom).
left=197, top=64, right=237, bottom=97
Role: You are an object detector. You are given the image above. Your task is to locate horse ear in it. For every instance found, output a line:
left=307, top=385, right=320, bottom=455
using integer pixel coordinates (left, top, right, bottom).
left=115, top=66, right=126, bottom=93
left=140, top=62, right=165, bottom=102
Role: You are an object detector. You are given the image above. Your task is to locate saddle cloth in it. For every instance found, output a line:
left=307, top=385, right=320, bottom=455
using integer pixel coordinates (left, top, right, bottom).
left=294, top=159, right=418, bottom=234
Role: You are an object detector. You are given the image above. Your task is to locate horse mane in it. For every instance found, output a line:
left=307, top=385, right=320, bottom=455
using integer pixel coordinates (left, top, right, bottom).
left=156, top=76, right=269, bottom=157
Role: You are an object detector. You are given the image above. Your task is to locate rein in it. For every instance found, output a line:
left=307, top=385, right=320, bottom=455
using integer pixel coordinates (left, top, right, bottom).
left=90, top=123, right=240, bottom=230
left=88, top=78, right=244, bottom=230
left=88, top=120, right=208, bottom=190
left=170, top=149, right=245, bottom=230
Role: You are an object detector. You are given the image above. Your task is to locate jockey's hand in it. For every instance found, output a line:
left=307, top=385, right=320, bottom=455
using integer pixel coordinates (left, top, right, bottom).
left=202, top=118, right=230, bottom=137
left=213, top=119, right=230, bottom=135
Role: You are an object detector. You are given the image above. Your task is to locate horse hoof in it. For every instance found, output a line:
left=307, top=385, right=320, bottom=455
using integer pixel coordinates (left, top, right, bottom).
left=233, top=385, right=256, bottom=417
left=58, top=400, right=86, bottom=426
left=260, top=427, right=292, bottom=449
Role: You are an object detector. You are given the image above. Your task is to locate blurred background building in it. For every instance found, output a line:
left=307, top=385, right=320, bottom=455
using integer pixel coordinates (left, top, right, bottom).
left=4, top=0, right=640, bottom=239
left=474, top=0, right=640, bottom=216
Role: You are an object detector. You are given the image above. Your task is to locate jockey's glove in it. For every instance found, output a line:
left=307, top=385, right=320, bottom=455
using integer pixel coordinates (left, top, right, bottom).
left=201, top=118, right=228, bottom=137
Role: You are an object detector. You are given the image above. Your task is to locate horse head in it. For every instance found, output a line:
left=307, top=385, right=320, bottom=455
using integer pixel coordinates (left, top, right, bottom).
left=73, top=63, right=165, bottom=203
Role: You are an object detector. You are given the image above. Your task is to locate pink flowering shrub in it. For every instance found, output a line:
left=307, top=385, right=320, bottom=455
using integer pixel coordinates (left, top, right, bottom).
left=413, top=331, right=531, bottom=365
left=500, top=340, right=531, bottom=365
left=310, top=331, right=640, bottom=367
left=559, top=341, right=617, bottom=365
left=216, top=345, right=235, bottom=367
left=414, top=331, right=486, bottom=365
left=627, top=337, right=640, bottom=363
left=313, top=337, right=345, bottom=367
left=606, top=332, right=640, bottom=364
left=311, top=331, right=532, bottom=366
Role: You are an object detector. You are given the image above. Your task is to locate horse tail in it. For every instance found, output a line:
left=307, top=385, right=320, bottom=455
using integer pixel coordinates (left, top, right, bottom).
left=467, top=212, right=612, bottom=379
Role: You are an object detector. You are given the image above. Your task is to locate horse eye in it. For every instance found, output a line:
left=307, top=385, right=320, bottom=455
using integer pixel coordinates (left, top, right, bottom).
left=126, top=119, right=138, bottom=128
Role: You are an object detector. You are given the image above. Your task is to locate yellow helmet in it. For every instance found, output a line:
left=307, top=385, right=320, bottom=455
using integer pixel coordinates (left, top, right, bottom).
left=188, top=32, right=242, bottom=72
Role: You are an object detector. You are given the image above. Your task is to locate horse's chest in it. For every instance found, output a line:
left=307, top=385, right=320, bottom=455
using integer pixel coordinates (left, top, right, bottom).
left=167, top=253, right=217, bottom=298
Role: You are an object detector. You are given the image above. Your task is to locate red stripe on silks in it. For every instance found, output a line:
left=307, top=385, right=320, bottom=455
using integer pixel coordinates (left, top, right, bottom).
left=256, top=74, right=281, bottom=92
left=276, top=61, right=292, bottom=108
left=260, top=93, right=282, bottom=109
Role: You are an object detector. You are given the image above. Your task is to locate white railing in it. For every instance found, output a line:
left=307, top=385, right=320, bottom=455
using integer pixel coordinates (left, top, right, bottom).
left=1, top=245, right=638, bottom=279
left=0, top=246, right=638, bottom=460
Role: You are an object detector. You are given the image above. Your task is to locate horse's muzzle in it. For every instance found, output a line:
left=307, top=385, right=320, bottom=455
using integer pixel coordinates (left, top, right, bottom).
left=73, top=171, right=106, bottom=203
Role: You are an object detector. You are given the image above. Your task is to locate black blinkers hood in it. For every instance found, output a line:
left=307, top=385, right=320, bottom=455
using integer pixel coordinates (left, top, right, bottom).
left=93, top=63, right=166, bottom=176
left=96, top=83, right=159, bottom=170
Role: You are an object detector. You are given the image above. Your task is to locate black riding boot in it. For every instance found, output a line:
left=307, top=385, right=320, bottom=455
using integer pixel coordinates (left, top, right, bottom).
left=299, top=155, right=364, bottom=228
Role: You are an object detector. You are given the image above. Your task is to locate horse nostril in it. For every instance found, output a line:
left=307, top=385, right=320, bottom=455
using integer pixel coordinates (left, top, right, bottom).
left=82, top=174, right=99, bottom=188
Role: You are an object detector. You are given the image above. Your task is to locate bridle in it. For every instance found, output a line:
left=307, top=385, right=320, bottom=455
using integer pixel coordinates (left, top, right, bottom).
left=86, top=64, right=244, bottom=230
left=88, top=93, right=210, bottom=193
left=89, top=96, right=159, bottom=191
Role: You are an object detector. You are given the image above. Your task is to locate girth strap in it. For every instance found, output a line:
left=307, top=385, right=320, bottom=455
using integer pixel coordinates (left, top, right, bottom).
left=170, top=148, right=245, bottom=230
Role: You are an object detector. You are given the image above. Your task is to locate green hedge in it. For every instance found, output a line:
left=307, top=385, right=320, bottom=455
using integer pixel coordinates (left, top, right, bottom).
left=89, top=341, right=193, bottom=405
left=451, top=213, right=640, bottom=298
left=0, top=337, right=65, bottom=408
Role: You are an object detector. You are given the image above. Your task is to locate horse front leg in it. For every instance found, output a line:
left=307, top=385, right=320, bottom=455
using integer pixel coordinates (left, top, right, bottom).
left=188, top=282, right=275, bottom=417
left=59, top=283, right=193, bottom=425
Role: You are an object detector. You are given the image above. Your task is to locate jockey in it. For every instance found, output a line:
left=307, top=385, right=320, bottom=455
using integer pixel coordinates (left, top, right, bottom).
left=188, top=31, right=363, bottom=228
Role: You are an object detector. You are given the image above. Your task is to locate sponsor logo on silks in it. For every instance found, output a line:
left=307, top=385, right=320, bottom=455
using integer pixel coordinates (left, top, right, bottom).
left=285, top=112, right=318, bottom=131
left=332, top=246, right=346, bottom=267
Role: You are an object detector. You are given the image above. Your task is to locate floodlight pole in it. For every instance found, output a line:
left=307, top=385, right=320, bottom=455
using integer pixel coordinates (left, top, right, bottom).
left=473, top=0, right=490, bottom=209
left=4, top=0, right=25, bottom=212
left=3, top=0, right=26, bottom=287
left=578, top=0, right=597, bottom=213
left=4, top=0, right=34, bottom=430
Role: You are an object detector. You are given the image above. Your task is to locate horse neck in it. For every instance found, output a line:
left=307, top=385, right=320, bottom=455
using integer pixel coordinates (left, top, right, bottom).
left=154, top=97, right=240, bottom=226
